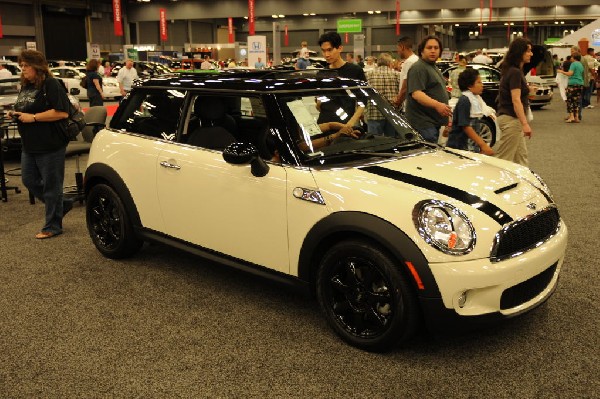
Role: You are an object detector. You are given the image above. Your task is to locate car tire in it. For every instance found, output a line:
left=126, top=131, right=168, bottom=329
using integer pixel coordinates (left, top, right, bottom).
left=316, top=239, right=419, bottom=352
left=468, top=117, right=495, bottom=152
left=86, top=183, right=143, bottom=259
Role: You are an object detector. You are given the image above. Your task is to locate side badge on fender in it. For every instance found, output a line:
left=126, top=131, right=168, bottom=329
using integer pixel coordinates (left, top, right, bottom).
left=293, top=187, right=326, bottom=205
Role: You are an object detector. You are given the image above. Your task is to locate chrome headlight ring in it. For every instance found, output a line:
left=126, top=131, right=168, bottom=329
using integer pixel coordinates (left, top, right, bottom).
left=414, top=200, right=476, bottom=255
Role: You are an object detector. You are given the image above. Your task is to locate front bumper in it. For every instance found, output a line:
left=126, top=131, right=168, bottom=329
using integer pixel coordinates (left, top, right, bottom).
left=421, top=221, right=567, bottom=329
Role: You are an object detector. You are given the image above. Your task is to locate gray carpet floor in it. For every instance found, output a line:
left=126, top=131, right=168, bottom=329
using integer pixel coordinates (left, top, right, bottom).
left=0, top=96, right=598, bottom=398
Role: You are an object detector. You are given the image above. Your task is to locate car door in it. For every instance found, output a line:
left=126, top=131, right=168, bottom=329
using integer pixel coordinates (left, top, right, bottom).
left=156, top=94, right=290, bottom=274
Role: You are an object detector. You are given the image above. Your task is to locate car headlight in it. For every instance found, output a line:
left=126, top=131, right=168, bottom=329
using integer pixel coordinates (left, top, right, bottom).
left=414, top=201, right=476, bottom=255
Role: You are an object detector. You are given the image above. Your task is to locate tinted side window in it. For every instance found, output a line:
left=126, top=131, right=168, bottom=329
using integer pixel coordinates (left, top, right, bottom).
left=111, top=89, right=186, bottom=140
left=182, top=94, right=281, bottom=159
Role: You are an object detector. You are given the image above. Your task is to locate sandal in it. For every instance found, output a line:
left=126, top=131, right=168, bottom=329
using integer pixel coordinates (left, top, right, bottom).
left=565, top=119, right=575, bottom=123
left=35, top=231, right=58, bottom=239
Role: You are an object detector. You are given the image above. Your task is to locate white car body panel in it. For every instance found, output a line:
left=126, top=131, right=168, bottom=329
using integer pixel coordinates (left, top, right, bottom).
left=87, top=131, right=165, bottom=232
left=155, top=143, right=290, bottom=273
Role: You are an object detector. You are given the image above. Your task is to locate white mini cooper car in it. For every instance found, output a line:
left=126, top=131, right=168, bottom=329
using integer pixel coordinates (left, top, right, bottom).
left=84, top=71, right=568, bottom=352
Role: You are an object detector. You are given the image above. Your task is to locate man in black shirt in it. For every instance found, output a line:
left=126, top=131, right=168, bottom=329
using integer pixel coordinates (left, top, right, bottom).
left=316, top=32, right=365, bottom=129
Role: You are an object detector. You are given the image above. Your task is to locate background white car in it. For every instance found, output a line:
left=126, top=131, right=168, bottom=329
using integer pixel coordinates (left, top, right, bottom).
left=50, top=66, right=121, bottom=100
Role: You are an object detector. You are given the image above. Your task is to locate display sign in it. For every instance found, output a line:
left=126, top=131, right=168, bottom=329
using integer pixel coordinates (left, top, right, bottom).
left=90, top=44, right=101, bottom=60
left=337, top=19, right=362, bottom=33
left=159, top=8, right=168, bottom=41
left=125, top=46, right=139, bottom=61
left=26, top=42, right=37, bottom=50
left=228, top=17, right=234, bottom=43
left=113, top=0, right=123, bottom=37
left=592, top=29, right=600, bottom=46
left=247, top=35, right=266, bottom=69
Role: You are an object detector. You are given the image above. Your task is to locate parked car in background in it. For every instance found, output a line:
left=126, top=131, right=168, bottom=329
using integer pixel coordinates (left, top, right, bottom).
left=0, top=61, right=22, bottom=76
left=50, top=66, right=121, bottom=100
left=443, top=63, right=552, bottom=110
left=84, top=70, right=567, bottom=352
left=111, top=61, right=172, bottom=78
left=525, top=75, right=553, bottom=109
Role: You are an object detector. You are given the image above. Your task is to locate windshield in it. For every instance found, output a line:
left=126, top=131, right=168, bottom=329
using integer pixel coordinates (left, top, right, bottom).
left=277, top=87, right=427, bottom=165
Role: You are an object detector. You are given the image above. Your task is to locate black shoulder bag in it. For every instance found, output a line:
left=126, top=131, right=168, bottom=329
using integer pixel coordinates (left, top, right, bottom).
left=42, top=80, right=86, bottom=141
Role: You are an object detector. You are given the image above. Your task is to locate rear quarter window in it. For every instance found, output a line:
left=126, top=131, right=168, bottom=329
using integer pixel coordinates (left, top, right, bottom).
left=111, top=89, right=186, bottom=141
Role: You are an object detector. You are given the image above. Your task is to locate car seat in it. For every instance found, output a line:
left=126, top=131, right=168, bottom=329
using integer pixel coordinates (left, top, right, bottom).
left=187, top=96, right=237, bottom=150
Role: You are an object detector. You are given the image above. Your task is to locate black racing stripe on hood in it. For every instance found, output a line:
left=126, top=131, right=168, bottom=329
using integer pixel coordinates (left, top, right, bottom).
left=362, top=165, right=513, bottom=225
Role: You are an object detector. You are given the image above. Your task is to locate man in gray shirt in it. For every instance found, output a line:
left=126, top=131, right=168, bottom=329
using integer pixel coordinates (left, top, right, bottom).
left=405, top=36, right=451, bottom=143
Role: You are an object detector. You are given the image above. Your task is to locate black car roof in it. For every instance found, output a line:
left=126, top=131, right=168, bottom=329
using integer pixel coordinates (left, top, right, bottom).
left=133, top=70, right=369, bottom=93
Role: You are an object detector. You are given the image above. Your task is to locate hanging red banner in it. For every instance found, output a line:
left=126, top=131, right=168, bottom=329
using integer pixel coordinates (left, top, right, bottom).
left=284, top=25, right=289, bottom=46
left=396, top=0, right=400, bottom=36
left=345, top=33, right=348, bottom=44
left=113, top=0, right=123, bottom=37
left=159, top=9, right=168, bottom=41
left=489, top=0, right=493, bottom=22
left=0, top=14, right=3, bottom=39
left=248, top=0, right=255, bottom=35
left=228, top=17, right=234, bottom=43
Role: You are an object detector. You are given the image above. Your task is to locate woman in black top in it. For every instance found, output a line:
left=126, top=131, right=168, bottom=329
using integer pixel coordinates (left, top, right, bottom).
left=86, top=59, right=104, bottom=106
left=9, top=50, right=72, bottom=239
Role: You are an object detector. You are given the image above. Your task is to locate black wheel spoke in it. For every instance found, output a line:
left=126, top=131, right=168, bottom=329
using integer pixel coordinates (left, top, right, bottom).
left=344, top=261, right=361, bottom=286
left=333, top=299, right=352, bottom=314
left=365, top=306, right=388, bottom=327
left=330, top=275, right=352, bottom=295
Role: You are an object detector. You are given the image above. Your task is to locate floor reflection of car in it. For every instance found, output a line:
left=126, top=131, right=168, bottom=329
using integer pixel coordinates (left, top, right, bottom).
left=83, top=70, right=567, bottom=352
left=50, top=66, right=121, bottom=100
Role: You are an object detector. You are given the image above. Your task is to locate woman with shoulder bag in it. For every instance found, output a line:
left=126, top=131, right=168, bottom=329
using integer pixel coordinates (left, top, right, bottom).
left=9, top=50, right=73, bottom=239
left=86, top=59, right=104, bottom=106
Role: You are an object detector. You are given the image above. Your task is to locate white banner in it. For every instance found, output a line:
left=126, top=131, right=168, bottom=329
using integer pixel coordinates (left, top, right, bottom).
left=247, top=35, right=267, bottom=69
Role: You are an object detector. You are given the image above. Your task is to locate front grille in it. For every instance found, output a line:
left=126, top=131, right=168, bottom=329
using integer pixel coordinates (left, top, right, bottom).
left=492, top=206, right=560, bottom=261
left=500, top=262, right=557, bottom=310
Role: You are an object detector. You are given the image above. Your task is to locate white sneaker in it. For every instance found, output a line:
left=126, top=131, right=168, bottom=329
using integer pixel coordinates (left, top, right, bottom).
left=585, top=105, right=594, bottom=109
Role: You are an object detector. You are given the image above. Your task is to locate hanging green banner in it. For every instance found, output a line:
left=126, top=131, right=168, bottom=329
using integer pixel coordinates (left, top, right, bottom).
left=337, top=19, right=362, bottom=33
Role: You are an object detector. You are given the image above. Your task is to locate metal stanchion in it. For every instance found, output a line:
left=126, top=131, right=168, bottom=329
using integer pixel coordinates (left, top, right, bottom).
left=0, top=114, right=21, bottom=202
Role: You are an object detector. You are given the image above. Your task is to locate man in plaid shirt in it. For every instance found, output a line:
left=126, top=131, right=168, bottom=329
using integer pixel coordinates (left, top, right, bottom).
left=365, top=53, right=402, bottom=136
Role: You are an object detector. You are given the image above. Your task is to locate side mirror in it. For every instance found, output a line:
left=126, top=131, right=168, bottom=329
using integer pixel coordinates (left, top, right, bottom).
left=70, top=88, right=81, bottom=95
left=223, top=142, right=270, bottom=177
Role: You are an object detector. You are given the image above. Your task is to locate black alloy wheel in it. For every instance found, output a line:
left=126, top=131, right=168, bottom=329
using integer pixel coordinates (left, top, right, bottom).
left=316, top=240, right=419, bottom=352
left=86, top=183, right=143, bottom=259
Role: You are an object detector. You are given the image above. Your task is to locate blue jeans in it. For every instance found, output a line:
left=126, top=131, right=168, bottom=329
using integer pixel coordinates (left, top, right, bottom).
left=415, top=126, right=440, bottom=144
left=21, top=147, right=67, bottom=235
left=367, top=119, right=396, bottom=137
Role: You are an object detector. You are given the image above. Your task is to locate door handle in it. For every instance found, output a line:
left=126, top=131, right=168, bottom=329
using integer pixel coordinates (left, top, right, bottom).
left=160, top=161, right=181, bottom=170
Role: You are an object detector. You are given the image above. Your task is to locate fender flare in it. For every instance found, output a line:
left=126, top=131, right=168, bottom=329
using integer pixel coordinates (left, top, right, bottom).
left=297, top=211, right=441, bottom=298
left=84, top=162, right=142, bottom=229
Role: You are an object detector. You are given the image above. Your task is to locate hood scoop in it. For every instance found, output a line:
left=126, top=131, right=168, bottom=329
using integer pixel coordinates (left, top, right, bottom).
left=494, top=183, right=519, bottom=195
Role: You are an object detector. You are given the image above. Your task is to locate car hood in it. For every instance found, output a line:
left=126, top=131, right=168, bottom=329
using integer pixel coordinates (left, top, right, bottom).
left=356, top=150, right=539, bottom=207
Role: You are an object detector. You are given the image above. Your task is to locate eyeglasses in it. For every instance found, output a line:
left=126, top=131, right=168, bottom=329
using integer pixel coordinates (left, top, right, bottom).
left=20, top=63, right=31, bottom=68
